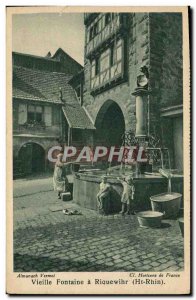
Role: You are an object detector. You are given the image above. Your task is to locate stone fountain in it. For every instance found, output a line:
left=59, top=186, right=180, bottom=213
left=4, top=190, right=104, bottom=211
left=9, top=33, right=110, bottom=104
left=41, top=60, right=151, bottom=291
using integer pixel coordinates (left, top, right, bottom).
left=72, top=66, right=183, bottom=215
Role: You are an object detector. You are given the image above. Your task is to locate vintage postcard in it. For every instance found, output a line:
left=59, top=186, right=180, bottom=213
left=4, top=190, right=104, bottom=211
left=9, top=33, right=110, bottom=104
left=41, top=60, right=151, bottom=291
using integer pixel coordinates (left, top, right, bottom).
left=6, top=6, right=190, bottom=295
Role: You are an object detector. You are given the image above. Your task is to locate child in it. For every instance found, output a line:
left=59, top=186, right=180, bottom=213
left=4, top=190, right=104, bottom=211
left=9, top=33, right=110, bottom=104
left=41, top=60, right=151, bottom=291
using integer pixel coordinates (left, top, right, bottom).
left=97, top=175, right=111, bottom=215
left=117, top=175, right=135, bottom=215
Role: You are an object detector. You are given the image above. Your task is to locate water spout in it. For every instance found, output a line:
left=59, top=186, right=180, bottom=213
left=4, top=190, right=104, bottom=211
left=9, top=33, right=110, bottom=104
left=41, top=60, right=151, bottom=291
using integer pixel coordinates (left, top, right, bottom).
left=159, top=168, right=173, bottom=194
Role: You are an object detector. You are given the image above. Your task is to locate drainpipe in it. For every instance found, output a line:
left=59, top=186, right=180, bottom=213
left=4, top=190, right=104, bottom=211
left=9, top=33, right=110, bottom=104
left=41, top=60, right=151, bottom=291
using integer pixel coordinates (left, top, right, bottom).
left=68, top=127, right=71, bottom=146
left=59, top=87, right=64, bottom=143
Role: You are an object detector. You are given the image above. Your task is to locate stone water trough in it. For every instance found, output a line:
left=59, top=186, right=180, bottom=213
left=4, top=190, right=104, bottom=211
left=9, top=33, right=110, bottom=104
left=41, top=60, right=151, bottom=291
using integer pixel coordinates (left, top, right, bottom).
left=73, top=167, right=183, bottom=214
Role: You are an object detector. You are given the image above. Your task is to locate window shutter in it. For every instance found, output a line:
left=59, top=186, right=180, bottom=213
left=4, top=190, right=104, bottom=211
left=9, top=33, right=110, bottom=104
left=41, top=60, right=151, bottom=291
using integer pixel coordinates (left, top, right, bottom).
left=53, top=106, right=60, bottom=125
left=18, top=104, right=27, bottom=125
left=44, top=106, right=52, bottom=126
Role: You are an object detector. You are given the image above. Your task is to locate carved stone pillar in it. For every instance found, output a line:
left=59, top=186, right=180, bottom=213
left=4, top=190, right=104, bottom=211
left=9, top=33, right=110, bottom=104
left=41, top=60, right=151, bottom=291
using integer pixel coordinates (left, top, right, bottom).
left=132, top=87, right=149, bottom=138
left=132, top=66, right=150, bottom=139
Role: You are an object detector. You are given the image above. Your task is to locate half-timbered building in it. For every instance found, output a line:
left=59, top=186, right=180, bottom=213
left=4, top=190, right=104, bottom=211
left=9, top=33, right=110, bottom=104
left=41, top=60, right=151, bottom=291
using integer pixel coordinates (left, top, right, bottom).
left=82, top=12, right=183, bottom=171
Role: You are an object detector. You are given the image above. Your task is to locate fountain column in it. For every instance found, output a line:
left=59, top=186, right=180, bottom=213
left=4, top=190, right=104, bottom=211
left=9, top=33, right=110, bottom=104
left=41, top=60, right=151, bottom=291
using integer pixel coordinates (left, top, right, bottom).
left=132, top=87, right=149, bottom=138
left=132, top=66, right=150, bottom=139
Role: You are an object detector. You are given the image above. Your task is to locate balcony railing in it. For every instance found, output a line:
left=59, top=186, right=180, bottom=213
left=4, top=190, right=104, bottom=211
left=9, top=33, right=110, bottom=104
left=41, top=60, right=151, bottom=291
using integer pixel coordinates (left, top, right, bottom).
left=13, top=122, right=46, bottom=134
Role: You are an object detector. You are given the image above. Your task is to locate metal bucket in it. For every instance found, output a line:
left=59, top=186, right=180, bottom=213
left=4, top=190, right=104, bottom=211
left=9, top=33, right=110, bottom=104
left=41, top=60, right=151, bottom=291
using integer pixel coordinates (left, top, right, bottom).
left=137, top=211, right=163, bottom=228
left=150, top=192, right=182, bottom=219
left=178, top=217, right=184, bottom=237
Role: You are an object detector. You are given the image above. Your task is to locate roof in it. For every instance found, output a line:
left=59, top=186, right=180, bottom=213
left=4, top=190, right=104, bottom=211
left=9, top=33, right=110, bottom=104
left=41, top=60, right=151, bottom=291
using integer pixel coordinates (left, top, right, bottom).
left=62, top=104, right=95, bottom=130
left=13, top=66, right=95, bottom=130
left=13, top=48, right=83, bottom=75
left=52, top=48, right=83, bottom=68
left=68, top=69, right=84, bottom=87
left=13, top=66, right=71, bottom=104
left=13, top=51, right=56, bottom=62
left=13, top=48, right=83, bottom=68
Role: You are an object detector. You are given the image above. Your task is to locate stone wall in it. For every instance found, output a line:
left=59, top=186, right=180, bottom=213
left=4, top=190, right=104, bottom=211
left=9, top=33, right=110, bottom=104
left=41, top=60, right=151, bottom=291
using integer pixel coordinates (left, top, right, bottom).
left=149, top=13, right=183, bottom=114
left=149, top=13, right=183, bottom=109
left=83, top=13, right=150, bottom=136
left=149, top=13, right=183, bottom=167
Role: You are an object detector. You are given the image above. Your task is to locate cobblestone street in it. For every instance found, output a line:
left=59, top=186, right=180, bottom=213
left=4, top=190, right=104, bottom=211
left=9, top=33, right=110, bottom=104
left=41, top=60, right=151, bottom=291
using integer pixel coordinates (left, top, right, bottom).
left=14, top=177, right=184, bottom=272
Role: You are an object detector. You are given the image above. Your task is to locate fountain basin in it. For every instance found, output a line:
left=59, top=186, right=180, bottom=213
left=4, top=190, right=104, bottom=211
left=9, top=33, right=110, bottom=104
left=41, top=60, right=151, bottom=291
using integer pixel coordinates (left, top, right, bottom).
left=73, top=170, right=183, bottom=213
left=178, top=217, right=184, bottom=237
left=150, top=192, right=182, bottom=219
left=137, top=211, right=163, bottom=228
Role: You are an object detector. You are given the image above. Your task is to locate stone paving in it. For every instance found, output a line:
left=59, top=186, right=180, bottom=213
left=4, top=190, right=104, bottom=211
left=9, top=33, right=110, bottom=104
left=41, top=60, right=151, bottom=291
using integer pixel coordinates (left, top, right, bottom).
left=14, top=178, right=184, bottom=272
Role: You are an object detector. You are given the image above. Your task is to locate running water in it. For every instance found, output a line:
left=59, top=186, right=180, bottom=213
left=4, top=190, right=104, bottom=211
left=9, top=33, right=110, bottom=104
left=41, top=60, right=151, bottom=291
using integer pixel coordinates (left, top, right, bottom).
left=168, top=177, right=172, bottom=194
left=159, top=168, right=172, bottom=194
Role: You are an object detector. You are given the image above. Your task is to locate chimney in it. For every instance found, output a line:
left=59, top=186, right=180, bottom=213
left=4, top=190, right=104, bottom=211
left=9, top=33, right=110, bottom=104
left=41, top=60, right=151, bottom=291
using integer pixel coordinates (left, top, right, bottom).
left=46, top=51, right=51, bottom=58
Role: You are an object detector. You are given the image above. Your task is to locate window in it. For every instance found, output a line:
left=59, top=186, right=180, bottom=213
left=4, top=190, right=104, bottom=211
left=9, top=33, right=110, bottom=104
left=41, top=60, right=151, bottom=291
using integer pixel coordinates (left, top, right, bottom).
left=116, top=40, right=122, bottom=60
left=100, top=49, right=110, bottom=72
left=110, top=40, right=122, bottom=67
left=91, top=57, right=100, bottom=77
left=105, top=13, right=111, bottom=25
left=89, top=26, right=94, bottom=40
left=27, top=105, right=43, bottom=124
left=105, top=13, right=115, bottom=26
left=95, top=57, right=100, bottom=75
left=89, top=22, right=99, bottom=41
left=110, top=43, right=115, bottom=66
left=90, top=38, right=124, bottom=91
left=94, top=23, right=98, bottom=36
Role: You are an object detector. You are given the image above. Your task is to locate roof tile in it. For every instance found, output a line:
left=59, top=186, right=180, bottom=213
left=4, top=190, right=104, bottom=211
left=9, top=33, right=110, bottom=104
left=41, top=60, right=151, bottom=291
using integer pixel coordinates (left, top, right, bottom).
left=13, top=66, right=95, bottom=130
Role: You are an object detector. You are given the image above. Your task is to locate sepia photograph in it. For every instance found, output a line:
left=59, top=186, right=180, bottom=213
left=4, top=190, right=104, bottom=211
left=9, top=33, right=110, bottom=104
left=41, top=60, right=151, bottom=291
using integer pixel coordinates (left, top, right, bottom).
left=6, top=6, right=190, bottom=295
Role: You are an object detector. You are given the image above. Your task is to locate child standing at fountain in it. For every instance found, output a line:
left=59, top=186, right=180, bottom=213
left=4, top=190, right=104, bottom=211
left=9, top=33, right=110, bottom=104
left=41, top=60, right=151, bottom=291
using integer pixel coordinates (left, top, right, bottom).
left=117, top=175, right=135, bottom=215
left=97, top=175, right=111, bottom=215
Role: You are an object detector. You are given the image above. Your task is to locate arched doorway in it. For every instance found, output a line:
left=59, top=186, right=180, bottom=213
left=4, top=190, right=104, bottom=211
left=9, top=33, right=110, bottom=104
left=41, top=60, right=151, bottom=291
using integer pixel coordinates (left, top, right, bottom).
left=95, top=100, right=125, bottom=147
left=18, top=143, right=45, bottom=175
